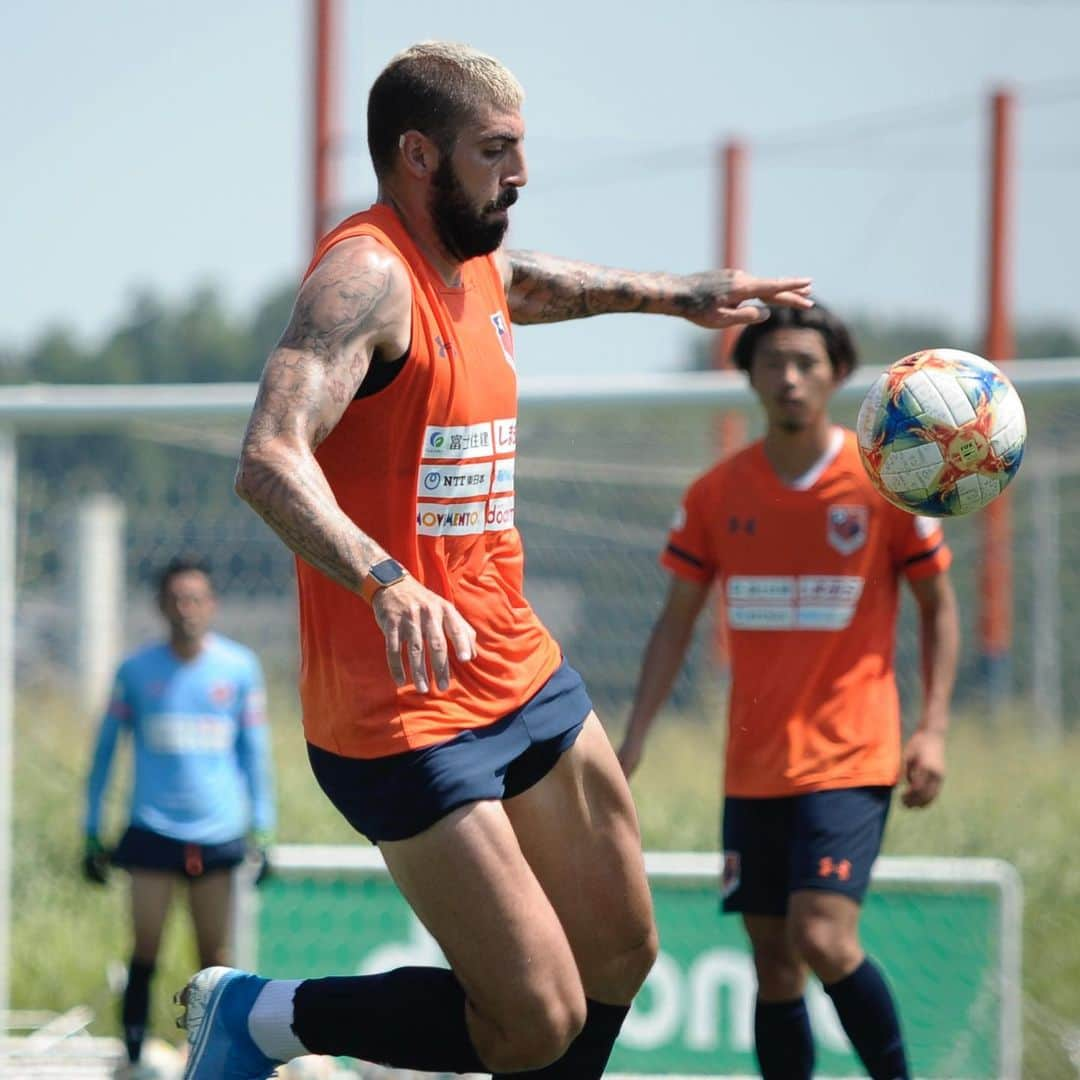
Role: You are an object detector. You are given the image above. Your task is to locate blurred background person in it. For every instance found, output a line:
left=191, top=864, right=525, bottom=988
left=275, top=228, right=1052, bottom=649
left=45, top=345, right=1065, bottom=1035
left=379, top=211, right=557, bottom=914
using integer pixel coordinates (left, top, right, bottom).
left=619, top=302, right=958, bottom=1080
left=83, top=554, right=276, bottom=1078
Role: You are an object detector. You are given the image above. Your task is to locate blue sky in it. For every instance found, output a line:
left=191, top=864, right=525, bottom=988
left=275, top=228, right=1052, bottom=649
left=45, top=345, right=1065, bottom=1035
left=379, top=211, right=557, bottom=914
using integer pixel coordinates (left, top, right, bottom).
left=3, top=0, right=1079, bottom=376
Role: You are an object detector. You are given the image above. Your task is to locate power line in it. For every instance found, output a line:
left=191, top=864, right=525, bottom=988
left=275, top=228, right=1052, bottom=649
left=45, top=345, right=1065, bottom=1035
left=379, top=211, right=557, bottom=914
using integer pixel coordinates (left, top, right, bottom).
left=332, top=77, right=1080, bottom=189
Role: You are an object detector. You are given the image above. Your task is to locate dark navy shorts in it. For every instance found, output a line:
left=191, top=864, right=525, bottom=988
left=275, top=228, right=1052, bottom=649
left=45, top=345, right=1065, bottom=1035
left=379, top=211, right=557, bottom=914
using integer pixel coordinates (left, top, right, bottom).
left=110, top=824, right=248, bottom=879
left=308, top=658, right=593, bottom=843
left=721, top=785, right=892, bottom=916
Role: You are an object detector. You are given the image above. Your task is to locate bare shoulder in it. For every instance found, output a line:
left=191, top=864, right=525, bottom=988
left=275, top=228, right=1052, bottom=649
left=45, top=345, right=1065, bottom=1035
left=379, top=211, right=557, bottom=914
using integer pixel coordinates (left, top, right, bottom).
left=284, top=235, right=412, bottom=358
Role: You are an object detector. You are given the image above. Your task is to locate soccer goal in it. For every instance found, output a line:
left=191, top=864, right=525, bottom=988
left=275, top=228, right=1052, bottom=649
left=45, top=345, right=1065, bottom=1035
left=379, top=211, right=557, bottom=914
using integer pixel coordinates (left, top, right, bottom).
left=1, top=360, right=1078, bottom=1074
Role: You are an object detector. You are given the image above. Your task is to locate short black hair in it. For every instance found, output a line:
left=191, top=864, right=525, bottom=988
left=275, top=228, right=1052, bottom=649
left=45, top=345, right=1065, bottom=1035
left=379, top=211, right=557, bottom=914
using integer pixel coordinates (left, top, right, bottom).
left=367, top=43, right=524, bottom=180
left=368, top=61, right=466, bottom=177
left=156, top=555, right=212, bottom=598
left=731, top=301, right=858, bottom=379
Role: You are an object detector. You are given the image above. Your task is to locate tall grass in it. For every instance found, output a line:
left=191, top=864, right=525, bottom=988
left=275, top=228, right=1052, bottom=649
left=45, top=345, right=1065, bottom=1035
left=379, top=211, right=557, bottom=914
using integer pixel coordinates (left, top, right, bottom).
left=12, top=691, right=1079, bottom=1077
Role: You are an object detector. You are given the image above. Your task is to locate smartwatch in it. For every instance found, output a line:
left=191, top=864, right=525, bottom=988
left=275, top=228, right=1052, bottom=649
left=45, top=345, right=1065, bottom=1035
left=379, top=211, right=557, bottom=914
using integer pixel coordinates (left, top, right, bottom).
left=361, top=557, right=408, bottom=603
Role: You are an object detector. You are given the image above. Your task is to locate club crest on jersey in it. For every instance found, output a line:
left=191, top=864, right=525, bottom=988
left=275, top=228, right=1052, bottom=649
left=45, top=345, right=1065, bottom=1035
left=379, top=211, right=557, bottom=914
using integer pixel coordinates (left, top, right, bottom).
left=489, top=312, right=515, bottom=370
left=827, top=504, right=868, bottom=555
left=721, top=851, right=741, bottom=898
left=209, top=682, right=235, bottom=707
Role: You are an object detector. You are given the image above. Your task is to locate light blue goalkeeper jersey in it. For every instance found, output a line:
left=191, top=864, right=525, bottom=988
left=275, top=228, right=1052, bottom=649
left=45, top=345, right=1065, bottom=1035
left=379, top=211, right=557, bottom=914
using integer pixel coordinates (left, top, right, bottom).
left=85, top=634, right=276, bottom=845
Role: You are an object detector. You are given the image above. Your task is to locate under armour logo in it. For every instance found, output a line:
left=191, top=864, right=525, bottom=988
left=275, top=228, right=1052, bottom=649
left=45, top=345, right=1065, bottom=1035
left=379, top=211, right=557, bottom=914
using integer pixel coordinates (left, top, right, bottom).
left=817, top=857, right=852, bottom=881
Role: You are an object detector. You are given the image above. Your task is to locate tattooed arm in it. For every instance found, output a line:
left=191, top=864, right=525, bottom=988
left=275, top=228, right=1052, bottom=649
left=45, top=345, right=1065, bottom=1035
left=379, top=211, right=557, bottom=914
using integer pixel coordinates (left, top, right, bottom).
left=234, top=236, right=410, bottom=592
left=235, top=236, right=476, bottom=692
left=497, top=249, right=812, bottom=328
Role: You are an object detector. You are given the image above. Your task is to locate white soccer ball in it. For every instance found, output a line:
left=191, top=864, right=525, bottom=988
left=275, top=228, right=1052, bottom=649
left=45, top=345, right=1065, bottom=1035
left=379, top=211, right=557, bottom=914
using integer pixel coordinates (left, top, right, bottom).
left=856, top=348, right=1026, bottom=517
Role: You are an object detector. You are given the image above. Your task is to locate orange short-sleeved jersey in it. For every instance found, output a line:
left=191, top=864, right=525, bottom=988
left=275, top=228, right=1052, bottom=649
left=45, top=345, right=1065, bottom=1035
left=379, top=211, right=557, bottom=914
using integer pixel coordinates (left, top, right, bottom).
left=662, top=428, right=951, bottom=797
left=296, top=206, right=561, bottom=758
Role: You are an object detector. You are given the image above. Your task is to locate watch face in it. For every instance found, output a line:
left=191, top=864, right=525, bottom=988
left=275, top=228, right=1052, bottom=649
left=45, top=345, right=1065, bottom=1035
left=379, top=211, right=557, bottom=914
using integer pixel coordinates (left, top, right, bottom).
left=371, top=559, right=406, bottom=586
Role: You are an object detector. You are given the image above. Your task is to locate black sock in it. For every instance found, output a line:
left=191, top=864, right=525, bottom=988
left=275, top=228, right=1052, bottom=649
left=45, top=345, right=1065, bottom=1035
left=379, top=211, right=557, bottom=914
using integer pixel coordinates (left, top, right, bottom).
left=492, top=999, right=630, bottom=1080
left=291, top=967, right=486, bottom=1072
left=121, top=959, right=154, bottom=1064
left=824, top=958, right=910, bottom=1080
left=754, top=997, right=814, bottom=1080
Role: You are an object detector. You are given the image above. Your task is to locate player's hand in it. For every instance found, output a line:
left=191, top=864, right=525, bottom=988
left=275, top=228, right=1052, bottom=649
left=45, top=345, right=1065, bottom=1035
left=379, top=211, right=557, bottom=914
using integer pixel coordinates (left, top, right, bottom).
left=679, top=271, right=813, bottom=330
left=82, top=835, right=110, bottom=886
left=617, top=731, right=646, bottom=778
left=371, top=577, right=477, bottom=693
left=900, top=730, right=946, bottom=808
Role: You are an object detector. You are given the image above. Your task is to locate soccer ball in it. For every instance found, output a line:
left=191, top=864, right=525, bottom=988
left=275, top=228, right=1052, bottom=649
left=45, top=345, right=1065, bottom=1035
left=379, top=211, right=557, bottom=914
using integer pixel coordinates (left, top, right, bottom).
left=856, top=348, right=1026, bottom=517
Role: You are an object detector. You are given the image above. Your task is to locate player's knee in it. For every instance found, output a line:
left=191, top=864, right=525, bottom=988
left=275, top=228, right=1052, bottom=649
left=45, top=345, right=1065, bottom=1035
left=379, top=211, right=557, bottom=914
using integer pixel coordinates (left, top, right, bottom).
left=483, top=985, right=587, bottom=1072
left=582, top=908, right=659, bottom=1003
left=616, top=921, right=660, bottom=998
left=789, top=913, right=859, bottom=979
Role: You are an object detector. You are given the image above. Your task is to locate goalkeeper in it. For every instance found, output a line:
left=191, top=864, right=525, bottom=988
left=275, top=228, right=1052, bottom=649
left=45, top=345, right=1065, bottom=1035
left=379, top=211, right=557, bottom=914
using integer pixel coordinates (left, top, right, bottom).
left=83, top=555, right=276, bottom=1076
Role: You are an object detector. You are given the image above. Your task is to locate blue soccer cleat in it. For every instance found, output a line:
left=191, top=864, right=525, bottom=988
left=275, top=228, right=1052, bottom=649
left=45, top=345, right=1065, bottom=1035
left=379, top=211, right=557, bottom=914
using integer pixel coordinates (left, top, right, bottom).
left=177, top=966, right=281, bottom=1079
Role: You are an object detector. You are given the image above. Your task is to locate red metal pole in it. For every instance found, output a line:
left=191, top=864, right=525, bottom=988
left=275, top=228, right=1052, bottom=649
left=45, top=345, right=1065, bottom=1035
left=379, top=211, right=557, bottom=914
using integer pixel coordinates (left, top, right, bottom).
left=713, top=140, right=748, bottom=373
left=711, top=140, right=749, bottom=672
left=980, top=88, right=1015, bottom=708
left=311, top=0, right=337, bottom=251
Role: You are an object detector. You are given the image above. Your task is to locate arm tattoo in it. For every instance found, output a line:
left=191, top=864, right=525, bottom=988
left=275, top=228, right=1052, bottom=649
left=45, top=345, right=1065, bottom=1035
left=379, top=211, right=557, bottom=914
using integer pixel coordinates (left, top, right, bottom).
left=236, top=253, right=398, bottom=591
left=279, top=258, right=392, bottom=360
left=238, top=449, right=385, bottom=593
left=507, top=250, right=734, bottom=325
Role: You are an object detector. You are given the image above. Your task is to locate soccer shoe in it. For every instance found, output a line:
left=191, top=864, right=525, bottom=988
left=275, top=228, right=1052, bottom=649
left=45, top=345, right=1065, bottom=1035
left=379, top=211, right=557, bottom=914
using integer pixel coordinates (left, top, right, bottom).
left=176, top=966, right=281, bottom=1079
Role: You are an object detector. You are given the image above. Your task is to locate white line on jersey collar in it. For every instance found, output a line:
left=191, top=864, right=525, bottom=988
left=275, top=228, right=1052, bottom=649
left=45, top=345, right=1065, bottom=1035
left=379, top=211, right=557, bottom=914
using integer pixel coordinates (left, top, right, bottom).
left=785, top=426, right=845, bottom=491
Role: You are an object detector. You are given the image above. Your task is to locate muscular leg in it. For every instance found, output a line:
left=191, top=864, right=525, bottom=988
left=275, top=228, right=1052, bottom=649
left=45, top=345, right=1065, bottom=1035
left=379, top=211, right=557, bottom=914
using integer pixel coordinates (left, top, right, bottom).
left=493, top=713, right=658, bottom=1078
left=382, top=799, right=586, bottom=1070
left=742, top=914, right=814, bottom=1080
left=188, top=869, right=234, bottom=968
left=505, top=714, right=657, bottom=1004
left=789, top=890, right=909, bottom=1080
left=287, top=798, right=586, bottom=1074
left=124, top=870, right=175, bottom=1063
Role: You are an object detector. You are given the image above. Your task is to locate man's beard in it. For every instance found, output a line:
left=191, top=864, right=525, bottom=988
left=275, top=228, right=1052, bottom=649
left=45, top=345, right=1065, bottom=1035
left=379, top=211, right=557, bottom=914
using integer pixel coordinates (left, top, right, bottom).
left=431, top=158, right=517, bottom=260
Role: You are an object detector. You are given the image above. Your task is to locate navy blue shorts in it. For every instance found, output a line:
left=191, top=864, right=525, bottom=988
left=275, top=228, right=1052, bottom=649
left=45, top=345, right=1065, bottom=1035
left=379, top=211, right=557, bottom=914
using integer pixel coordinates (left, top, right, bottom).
left=308, top=658, right=593, bottom=843
left=721, top=786, right=892, bottom=916
left=110, top=825, right=248, bottom=879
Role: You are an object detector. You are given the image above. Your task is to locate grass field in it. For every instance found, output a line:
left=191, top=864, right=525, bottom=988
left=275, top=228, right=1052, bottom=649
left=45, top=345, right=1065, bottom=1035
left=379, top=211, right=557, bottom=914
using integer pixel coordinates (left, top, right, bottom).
left=11, top=690, right=1080, bottom=1078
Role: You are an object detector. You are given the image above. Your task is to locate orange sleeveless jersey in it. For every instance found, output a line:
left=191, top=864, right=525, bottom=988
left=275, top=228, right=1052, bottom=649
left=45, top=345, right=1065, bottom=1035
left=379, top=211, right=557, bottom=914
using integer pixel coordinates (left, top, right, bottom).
left=296, top=205, right=561, bottom=758
left=662, top=430, right=951, bottom=798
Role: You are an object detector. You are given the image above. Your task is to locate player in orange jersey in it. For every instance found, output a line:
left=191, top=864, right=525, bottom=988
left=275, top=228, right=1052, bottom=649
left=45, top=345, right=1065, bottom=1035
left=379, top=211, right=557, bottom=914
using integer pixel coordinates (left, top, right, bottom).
left=176, top=42, right=814, bottom=1080
left=618, top=301, right=959, bottom=1080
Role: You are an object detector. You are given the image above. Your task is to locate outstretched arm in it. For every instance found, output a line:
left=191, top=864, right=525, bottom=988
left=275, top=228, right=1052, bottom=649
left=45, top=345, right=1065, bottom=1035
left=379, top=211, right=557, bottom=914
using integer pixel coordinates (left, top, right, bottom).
left=617, top=576, right=710, bottom=778
left=499, top=249, right=812, bottom=328
left=235, top=237, right=476, bottom=693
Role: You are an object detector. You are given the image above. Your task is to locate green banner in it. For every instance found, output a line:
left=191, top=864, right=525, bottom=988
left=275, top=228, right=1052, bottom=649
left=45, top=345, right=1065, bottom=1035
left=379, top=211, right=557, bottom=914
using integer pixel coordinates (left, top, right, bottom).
left=250, top=851, right=1020, bottom=1078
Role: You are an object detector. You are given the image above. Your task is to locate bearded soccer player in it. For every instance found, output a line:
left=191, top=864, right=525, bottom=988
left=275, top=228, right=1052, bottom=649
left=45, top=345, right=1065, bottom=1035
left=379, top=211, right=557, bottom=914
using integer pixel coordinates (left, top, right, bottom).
left=175, top=41, right=814, bottom=1080
left=618, top=302, right=959, bottom=1080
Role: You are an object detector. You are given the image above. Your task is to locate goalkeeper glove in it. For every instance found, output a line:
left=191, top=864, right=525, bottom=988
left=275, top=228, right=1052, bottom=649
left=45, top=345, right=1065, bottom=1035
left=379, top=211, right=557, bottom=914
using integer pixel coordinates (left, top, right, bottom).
left=251, top=830, right=273, bottom=887
left=82, top=834, right=110, bottom=886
